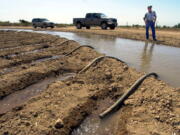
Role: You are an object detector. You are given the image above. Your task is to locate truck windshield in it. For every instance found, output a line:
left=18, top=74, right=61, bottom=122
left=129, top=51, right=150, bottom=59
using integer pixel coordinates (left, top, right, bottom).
left=100, top=14, right=107, bottom=18
left=41, top=19, right=49, bottom=22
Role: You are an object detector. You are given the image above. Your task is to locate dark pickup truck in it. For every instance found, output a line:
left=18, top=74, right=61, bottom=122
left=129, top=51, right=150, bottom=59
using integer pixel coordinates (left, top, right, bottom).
left=73, top=13, right=118, bottom=30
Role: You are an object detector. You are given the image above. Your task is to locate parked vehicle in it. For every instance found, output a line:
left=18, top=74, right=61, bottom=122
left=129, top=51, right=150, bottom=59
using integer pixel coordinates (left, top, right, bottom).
left=32, top=18, right=55, bottom=28
left=73, top=13, right=118, bottom=30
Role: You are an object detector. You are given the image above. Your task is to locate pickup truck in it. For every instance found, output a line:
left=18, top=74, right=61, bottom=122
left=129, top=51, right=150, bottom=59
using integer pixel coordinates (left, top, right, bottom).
left=73, top=13, right=118, bottom=30
left=32, top=18, right=55, bottom=29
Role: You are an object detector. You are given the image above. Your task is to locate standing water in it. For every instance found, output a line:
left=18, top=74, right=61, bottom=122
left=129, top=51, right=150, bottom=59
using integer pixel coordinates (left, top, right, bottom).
left=1, top=29, right=180, bottom=87
left=41, top=31, right=180, bottom=88
left=71, top=98, right=131, bottom=135
left=0, top=73, right=75, bottom=114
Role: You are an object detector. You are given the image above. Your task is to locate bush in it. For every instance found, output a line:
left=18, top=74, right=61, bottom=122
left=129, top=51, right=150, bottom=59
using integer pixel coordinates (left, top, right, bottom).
left=19, top=20, right=31, bottom=26
left=0, top=21, right=11, bottom=26
left=173, top=23, right=180, bottom=28
left=162, top=25, right=170, bottom=29
left=0, top=20, right=74, bottom=27
left=0, top=20, right=31, bottom=26
left=132, top=24, right=142, bottom=28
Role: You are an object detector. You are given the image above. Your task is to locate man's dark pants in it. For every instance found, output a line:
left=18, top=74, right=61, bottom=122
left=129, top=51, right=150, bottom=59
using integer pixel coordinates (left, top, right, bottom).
left=146, top=21, right=156, bottom=40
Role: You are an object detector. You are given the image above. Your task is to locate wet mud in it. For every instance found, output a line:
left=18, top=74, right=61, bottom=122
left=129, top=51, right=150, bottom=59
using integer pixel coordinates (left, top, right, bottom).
left=0, top=73, right=75, bottom=114
left=0, top=31, right=179, bottom=135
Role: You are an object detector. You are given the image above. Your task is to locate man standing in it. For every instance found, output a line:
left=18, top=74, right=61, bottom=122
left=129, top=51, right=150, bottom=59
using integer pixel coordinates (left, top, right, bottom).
left=144, top=6, right=157, bottom=41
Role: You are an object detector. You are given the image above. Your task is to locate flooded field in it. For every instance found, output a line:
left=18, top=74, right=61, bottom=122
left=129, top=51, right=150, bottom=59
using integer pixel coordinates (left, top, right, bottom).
left=49, top=31, right=180, bottom=88
left=2, top=29, right=180, bottom=87
left=0, top=73, right=75, bottom=114
left=0, top=30, right=179, bottom=135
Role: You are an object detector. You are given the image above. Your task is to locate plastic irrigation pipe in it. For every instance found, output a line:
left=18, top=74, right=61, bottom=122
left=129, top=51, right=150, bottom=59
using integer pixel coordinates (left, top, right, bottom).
left=79, top=56, right=126, bottom=74
left=63, top=47, right=158, bottom=119
left=65, top=45, right=94, bottom=56
left=99, top=72, right=158, bottom=119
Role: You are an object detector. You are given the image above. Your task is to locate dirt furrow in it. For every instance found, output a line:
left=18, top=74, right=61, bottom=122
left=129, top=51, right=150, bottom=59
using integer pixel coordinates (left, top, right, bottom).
left=0, top=31, right=179, bottom=135
left=1, top=57, right=178, bottom=135
left=0, top=31, right=59, bottom=49
left=0, top=40, right=78, bottom=69
left=0, top=44, right=50, bottom=57
left=0, top=44, right=100, bottom=98
left=0, top=57, right=79, bottom=99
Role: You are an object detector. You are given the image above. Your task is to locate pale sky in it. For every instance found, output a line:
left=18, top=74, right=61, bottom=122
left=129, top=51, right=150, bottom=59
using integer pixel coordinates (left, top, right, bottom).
left=0, top=0, right=180, bottom=26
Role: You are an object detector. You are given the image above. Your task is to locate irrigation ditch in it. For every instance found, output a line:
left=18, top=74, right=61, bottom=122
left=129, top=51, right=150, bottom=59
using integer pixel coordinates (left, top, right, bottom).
left=0, top=30, right=179, bottom=135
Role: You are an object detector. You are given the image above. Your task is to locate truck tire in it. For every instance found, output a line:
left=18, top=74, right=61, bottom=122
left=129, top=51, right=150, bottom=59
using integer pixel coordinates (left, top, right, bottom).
left=110, top=26, right=115, bottom=30
left=44, top=25, right=47, bottom=29
left=101, top=23, right=107, bottom=30
left=33, top=25, right=37, bottom=29
left=76, top=23, right=82, bottom=29
left=86, top=26, right=90, bottom=29
left=41, top=24, right=47, bottom=29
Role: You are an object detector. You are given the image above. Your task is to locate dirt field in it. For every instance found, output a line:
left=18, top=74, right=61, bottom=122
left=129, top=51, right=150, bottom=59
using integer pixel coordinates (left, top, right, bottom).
left=0, top=31, right=179, bottom=135
left=1, top=26, right=180, bottom=47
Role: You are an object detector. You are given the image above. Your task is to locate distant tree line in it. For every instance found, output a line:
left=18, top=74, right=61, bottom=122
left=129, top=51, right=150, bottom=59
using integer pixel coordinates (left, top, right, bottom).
left=0, top=20, right=31, bottom=26
left=173, top=23, right=180, bottom=28
left=0, top=20, right=179, bottom=29
left=119, top=23, right=180, bottom=29
left=0, top=20, right=73, bottom=27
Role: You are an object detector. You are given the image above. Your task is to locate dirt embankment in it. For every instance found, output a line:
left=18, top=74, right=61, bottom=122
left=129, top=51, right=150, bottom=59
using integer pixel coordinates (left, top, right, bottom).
left=0, top=31, right=179, bottom=135
left=1, top=26, right=180, bottom=47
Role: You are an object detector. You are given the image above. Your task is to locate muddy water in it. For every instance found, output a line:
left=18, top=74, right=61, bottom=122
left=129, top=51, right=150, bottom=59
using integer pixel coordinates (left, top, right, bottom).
left=1, top=29, right=179, bottom=134
left=47, top=32, right=180, bottom=88
left=72, top=98, right=129, bottom=135
left=72, top=111, right=123, bottom=135
left=0, top=73, right=75, bottom=114
left=1, top=29, right=180, bottom=87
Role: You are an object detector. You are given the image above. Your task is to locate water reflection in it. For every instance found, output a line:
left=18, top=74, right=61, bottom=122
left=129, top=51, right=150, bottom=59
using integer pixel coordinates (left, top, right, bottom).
left=140, top=42, right=155, bottom=72
left=52, top=32, right=179, bottom=87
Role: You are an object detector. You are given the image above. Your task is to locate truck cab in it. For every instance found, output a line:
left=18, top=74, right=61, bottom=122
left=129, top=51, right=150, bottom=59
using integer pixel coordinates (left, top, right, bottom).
left=73, top=13, right=118, bottom=30
left=32, top=18, right=55, bottom=29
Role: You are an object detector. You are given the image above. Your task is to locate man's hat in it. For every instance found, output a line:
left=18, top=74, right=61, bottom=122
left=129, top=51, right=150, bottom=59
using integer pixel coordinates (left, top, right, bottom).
left=148, top=5, right=152, bottom=9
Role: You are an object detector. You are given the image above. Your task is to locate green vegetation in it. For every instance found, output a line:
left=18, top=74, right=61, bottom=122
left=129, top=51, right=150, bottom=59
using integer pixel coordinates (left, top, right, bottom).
left=0, top=20, right=73, bottom=28
left=0, top=19, right=179, bottom=29
left=173, top=23, right=180, bottom=28
left=119, top=23, right=180, bottom=30
left=0, top=20, right=31, bottom=26
left=19, top=20, right=31, bottom=26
